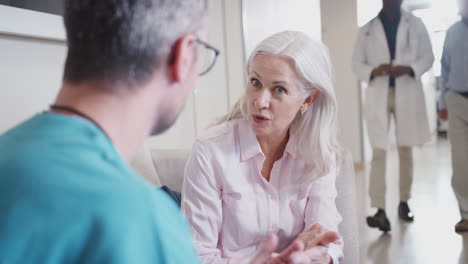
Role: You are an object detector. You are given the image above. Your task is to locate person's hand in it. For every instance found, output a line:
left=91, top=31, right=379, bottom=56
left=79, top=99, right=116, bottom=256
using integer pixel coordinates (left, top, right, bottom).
left=371, top=64, right=392, bottom=78
left=296, top=246, right=332, bottom=264
left=251, top=234, right=310, bottom=264
left=291, top=224, right=340, bottom=264
left=252, top=225, right=340, bottom=264
left=438, top=109, right=448, bottom=121
left=390, top=65, right=414, bottom=78
left=295, top=224, right=341, bottom=250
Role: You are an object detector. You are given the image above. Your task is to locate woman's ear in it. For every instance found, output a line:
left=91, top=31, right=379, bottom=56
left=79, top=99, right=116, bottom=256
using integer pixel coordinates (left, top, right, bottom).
left=301, top=89, right=320, bottom=113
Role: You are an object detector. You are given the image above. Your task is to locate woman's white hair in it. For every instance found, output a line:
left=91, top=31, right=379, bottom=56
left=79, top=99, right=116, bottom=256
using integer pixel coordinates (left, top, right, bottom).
left=218, top=30, right=341, bottom=177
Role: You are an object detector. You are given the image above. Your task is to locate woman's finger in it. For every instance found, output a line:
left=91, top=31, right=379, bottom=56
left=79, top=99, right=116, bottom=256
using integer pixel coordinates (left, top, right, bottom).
left=317, top=231, right=341, bottom=246
left=277, top=240, right=305, bottom=262
left=251, top=234, right=279, bottom=264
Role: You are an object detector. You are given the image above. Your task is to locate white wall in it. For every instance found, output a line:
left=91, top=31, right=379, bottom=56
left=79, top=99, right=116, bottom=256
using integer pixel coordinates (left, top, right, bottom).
left=0, top=5, right=65, bottom=41
left=224, top=0, right=247, bottom=107
left=0, top=34, right=66, bottom=133
left=0, top=5, right=67, bottom=135
left=242, top=0, right=322, bottom=58
left=321, top=0, right=365, bottom=163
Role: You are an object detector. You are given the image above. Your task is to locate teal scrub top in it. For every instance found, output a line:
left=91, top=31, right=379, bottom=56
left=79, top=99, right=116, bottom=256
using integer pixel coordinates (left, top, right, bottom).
left=0, top=113, right=199, bottom=264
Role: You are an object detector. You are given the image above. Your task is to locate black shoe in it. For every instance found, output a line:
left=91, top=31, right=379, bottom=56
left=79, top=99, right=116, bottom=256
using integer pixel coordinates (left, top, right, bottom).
left=398, top=201, right=414, bottom=222
left=367, top=209, right=391, bottom=232
left=455, top=219, right=468, bottom=233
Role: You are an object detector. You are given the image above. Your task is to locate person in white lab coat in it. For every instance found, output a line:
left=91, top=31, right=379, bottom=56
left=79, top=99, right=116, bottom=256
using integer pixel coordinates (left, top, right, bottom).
left=352, top=0, right=434, bottom=232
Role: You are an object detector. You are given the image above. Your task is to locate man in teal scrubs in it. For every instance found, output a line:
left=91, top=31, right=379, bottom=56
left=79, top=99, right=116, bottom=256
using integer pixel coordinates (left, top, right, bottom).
left=0, top=0, right=207, bottom=263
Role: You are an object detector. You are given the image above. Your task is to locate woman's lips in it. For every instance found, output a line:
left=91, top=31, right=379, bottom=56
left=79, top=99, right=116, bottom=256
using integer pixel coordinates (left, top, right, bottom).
left=252, top=114, right=270, bottom=123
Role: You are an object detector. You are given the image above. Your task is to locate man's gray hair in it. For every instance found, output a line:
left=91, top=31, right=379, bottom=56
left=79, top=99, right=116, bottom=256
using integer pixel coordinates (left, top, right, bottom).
left=63, top=0, right=208, bottom=90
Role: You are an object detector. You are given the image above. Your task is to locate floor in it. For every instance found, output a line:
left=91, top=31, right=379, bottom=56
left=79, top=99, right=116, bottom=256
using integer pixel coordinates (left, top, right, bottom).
left=356, top=138, right=468, bottom=264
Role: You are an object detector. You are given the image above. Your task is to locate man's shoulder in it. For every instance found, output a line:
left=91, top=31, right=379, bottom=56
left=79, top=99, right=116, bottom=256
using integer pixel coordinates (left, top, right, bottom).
left=94, top=183, right=182, bottom=224
left=359, top=19, right=373, bottom=30
left=0, top=114, right=109, bottom=164
left=403, top=11, right=425, bottom=27
left=357, top=17, right=378, bottom=36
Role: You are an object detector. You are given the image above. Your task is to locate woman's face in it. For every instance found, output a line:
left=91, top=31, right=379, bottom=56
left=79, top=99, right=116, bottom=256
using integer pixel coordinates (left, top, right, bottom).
left=246, top=54, right=309, bottom=138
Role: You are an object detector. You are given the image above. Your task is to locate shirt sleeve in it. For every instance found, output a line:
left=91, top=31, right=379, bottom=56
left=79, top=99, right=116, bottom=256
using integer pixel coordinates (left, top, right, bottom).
left=181, top=140, right=232, bottom=264
left=439, top=29, right=452, bottom=110
left=303, top=171, right=344, bottom=263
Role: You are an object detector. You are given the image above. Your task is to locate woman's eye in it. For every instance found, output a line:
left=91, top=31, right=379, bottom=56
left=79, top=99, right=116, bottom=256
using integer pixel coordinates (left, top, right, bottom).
left=274, top=86, right=286, bottom=94
left=251, top=78, right=261, bottom=87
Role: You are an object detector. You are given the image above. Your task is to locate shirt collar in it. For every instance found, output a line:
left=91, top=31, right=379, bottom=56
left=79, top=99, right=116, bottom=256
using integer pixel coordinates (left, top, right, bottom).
left=284, top=128, right=298, bottom=159
left=237, top=119, right=299, bottom=162
left=238, top=119, right=261, bottom=161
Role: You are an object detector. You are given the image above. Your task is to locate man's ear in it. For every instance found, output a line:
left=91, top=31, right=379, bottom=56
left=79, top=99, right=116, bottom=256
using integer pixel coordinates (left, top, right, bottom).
left=301, top=89, right=320, bottom=113
left=167, top=34, right=197, bottom=83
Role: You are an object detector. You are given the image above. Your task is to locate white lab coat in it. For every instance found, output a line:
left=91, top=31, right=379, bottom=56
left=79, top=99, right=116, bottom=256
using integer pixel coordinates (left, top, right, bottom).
left=352, top=10, right=434, bottom=149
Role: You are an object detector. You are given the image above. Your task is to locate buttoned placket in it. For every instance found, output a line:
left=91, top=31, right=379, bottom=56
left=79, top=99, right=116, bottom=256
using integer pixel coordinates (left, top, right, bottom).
left=257, top=154, right=287, bottom=235
left=269, top=162, right=280, bottom=232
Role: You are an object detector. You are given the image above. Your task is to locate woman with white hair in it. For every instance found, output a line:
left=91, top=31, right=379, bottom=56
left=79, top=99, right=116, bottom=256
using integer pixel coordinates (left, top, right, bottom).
left=182, top=31, right=344, bottom=264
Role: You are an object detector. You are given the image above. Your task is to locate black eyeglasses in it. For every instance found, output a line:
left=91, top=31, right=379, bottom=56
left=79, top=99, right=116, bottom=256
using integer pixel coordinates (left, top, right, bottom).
left=196, top=38, right=220, bottom=76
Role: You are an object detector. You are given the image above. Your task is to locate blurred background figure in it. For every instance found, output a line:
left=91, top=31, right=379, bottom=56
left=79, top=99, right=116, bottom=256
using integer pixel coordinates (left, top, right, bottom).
left=438, top=0, right=468, bottom=234
left=352, top=0, right=434, bottom=232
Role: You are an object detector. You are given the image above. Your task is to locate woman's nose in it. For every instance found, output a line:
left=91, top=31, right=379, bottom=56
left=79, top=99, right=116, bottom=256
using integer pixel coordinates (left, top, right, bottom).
left=254, top=89, right=271, bottom=109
